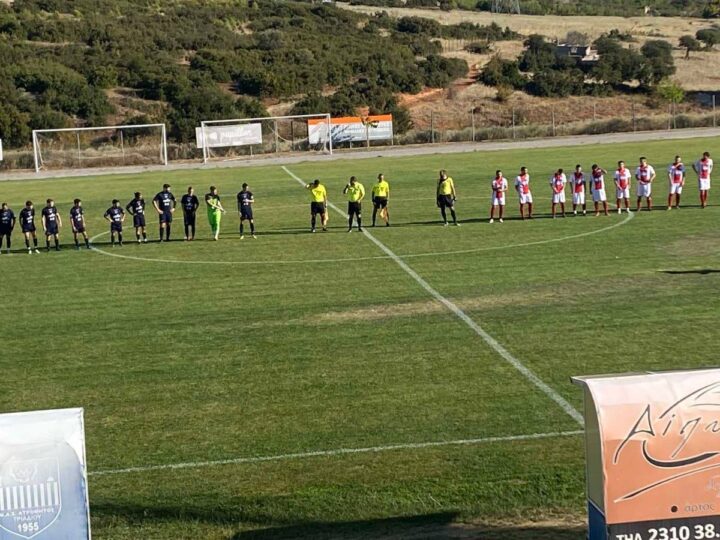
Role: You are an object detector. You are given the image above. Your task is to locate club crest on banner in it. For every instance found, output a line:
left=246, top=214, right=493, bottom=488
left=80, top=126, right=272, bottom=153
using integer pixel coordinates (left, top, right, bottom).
left=0, top=458, right=62, bottom=539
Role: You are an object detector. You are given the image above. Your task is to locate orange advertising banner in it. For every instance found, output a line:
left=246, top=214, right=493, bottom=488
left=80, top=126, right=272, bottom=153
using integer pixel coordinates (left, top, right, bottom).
left=574, top=370, right=720, bottom=539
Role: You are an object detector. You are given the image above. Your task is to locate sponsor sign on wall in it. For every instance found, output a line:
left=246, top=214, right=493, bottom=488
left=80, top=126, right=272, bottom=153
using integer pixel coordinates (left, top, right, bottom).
left=574, top=370, right=720, bottom=540
left=195, top=124, right=263, bottom=148
left=308, top=115, right=393, bottom=145
left=0, top=408, right=90, bottom=539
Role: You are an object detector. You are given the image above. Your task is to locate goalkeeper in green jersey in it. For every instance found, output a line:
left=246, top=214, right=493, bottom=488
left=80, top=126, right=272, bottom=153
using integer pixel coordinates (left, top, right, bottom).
left=205, top=186, right=226, bottom=240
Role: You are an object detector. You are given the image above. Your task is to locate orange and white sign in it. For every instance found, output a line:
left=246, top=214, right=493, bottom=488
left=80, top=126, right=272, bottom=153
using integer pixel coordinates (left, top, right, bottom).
left=574, top=370, right=720, bottom=539
left=308, top=115, right=393, bottom=145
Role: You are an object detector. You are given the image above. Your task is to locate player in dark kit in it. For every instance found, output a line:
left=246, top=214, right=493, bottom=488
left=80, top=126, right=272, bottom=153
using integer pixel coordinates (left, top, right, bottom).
left=0, top=203, right=15, bottom=254
left=69, top=199, right=90, bottom=250
left=237, top=183, right=256, bottom=239
left=104, top=199, right=126, bottom=246
left=152, top=184, right=176, bottom=242
left=181, top=186, right=200, bottom=241
left=19, top=201, right=39, bottom=254
left=126, top=192, right=148, bottom=243
left=41, top=198, right=62, bottom=251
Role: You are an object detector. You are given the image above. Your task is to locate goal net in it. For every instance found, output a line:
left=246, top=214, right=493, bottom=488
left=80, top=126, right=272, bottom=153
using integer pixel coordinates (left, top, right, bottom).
left=33, top=124, right=168, bottom=172
left=198, top=114, right=332, bottom=163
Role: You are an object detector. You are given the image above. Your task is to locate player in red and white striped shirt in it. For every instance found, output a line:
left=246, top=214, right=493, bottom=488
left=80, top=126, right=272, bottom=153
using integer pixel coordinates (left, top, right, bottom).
left=489, top=170, right=508, bottom=223
left=693, top=151, right=713, bottom=208
left=570, top=164, right=587, bottom=216
left=514, top=166, right=533, bottom=220
left=635, top=157, right=656, bottom=212
left=614, top=160, right=632, bottom=214
left=549, top=168, right=567, bottom=218
left=667, top=155, right=685, bottom=210
left=590, top=164, right=609, bottom=216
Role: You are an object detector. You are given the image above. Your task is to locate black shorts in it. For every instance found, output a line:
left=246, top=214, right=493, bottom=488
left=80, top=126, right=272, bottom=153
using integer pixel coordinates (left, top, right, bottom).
left=73, top=225, right=86, bottom=234
left=160, top=211, right=173, bottom=224
left=46, top=224, right=58, bottom=236
left=438, top=194, right=454, bottom=208
left=348, top=202, right=362, bottom=215
left=133, top=214, right=146, bottom=228
left=183, top=212, right=196, bottom=226
left=240, top=207, right=253, bottom=220
left=310, top=202, right=326, bottom=215
left=0, top=227, right=11, bottom=236
left=373, top=197, right=388, bottom=209
left=110, top=223, right=123, bottom=233
left=22, top=224, right=35, bottom=234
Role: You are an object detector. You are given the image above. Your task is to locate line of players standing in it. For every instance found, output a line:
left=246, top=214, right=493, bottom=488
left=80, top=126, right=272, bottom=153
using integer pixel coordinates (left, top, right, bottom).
left=484, top=152, right=713, bottom=223
left=0, top=183, right=257, bottom=254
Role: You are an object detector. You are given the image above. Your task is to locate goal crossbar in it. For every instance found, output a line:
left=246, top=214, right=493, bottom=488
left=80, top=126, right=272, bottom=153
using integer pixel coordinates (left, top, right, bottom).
left=200, top=114, right=332, bottom=164
left=32, top=123, right=168, bottom=172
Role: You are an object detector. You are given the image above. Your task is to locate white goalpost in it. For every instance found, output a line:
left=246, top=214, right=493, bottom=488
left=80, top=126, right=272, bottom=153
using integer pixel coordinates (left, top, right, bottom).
left=198, top=114, right=332, bottom=164
left=32, top=123, right=168, bottom=173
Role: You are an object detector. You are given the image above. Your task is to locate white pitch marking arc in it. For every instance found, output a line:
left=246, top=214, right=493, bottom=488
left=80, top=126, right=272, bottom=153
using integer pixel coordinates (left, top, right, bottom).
left=283, top=166, right=585, bottom=426
left=88, top=208, right=634, bottom=266
left=89, top=430, right=583, bottom=477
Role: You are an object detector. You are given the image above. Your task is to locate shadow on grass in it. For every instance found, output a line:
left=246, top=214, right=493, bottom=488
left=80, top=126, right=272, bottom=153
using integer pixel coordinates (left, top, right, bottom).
left=229, top=513, right=586, bottom=540
left=661, top=269, right=720, bottom=275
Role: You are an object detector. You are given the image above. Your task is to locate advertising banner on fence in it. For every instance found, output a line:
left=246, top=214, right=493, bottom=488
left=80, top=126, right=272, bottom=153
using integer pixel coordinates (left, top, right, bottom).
left=195, top=124, right=263, bottom=149
left=0, top=408, right=90, bottom=540
left=308, top=115, right=393, bottom=145
left=573, top=370, right=720, bottom=540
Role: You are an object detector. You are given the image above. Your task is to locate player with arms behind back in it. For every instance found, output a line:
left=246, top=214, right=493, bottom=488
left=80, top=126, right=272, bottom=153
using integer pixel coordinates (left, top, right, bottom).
left=635, top=156, right=656, bottom=212
left=153, top=183, right=176, bottom=242
left=489, top=170, right=508, bottom=224
left=181, top=186, right=200, bottom=241
left=0, top=203, right=15, bottom=254
left=126, top=192, right=148, bottom=243
left=19, top=201, right=39, bottom=254
left=693, top=151, right=713, bottom=208
left=237, top=183, right=256, bottom=239
left=69, top=199, right=90, bottom=250
left=667, top=155, right=685, bottom=210
left=42, top=198, right=62, bottom=252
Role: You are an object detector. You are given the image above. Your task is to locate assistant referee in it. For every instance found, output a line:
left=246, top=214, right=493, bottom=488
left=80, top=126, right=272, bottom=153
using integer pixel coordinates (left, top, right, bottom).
left=371, top=173, right=390, bottom=227
left=343, top=176, right=365, bottom=232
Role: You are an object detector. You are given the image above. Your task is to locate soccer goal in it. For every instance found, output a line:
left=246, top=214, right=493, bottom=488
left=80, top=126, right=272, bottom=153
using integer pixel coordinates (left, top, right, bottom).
left=32, top=124, right=168, bottom=172
left=198, top=114, right=332, bottom=164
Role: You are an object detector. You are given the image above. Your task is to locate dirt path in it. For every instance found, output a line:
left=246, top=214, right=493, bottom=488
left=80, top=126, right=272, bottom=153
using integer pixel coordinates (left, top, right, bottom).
left=2, top=127, right=719, bottom=182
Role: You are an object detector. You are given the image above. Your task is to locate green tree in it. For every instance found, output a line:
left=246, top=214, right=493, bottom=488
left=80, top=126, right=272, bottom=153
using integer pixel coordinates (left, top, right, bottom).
left=679, top=35, right=702, bottom=58
left=640, top=40, right=676, bottom=87
left=696, top=28, right=720, bottom=48
left=519, top=34, right=556, bottom=73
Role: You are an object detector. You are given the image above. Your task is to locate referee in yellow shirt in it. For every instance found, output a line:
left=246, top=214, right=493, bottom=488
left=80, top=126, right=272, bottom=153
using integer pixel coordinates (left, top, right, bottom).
left=437, top=169, right=459, bottom=226
left=371, top=173, right=390, bottom=227
left=304, top=179, right=328, bottom=233
left=343, top=176, right=365, bottom=232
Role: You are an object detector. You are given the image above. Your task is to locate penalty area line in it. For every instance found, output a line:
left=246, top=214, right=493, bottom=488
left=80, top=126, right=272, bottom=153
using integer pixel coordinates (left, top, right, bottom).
left=282, top=166, right=584, bottom=426
left=89, top=430, right=583, bottom=477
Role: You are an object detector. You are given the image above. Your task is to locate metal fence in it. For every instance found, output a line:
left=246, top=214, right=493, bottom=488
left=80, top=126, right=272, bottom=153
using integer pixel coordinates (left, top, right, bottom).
left=1, top=95, right=718, bottom=171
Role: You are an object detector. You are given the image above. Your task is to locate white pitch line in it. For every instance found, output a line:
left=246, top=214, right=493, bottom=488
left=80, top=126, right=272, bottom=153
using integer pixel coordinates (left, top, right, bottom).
left=283, top=166, right=585, bottom=426
left=89, top=430, right=583, bottom=477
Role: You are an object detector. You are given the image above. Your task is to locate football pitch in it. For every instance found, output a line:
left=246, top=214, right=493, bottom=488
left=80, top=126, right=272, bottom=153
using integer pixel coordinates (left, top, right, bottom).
left=1, top=136, right=719, bottom=539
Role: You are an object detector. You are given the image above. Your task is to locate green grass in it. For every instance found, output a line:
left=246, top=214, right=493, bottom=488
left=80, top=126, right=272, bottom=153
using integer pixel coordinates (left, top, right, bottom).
left=1, top=137, right=719, bottom=539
